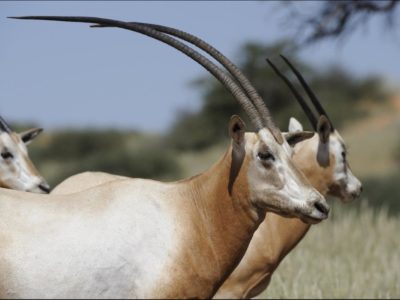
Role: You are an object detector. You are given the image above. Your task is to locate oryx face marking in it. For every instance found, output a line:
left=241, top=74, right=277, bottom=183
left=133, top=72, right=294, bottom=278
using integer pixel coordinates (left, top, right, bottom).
left=327, top=130, right=362, bottom=202
left=288, top=122, right=362, bottom=203
left=0, top=131, right=49, bottom=193
left=247, top=129, right=328, bottom=224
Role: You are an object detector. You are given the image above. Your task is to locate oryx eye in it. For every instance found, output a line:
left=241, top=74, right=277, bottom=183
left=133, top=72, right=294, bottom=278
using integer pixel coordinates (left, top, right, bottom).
left=341, top=151, right=346, bottom=159
left=257, top=151, right=275, bottom=161
left=1, top=151, right=14, bottom=159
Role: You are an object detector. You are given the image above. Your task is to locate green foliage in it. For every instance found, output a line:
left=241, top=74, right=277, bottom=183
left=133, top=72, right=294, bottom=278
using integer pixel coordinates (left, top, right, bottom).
left=358, top=172, right=400, bottom=217
left=28, top=129, right=181, bottom=187
left=32, top=130, right=128, bottom=161
left=167, top=110, right=228, bottom=151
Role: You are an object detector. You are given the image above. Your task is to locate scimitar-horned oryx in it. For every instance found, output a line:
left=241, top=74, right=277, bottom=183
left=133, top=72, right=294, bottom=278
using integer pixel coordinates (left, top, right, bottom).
left=213, top=55, right=363, bottom=299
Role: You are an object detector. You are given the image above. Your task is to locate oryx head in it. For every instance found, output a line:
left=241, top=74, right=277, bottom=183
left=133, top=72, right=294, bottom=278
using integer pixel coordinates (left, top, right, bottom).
left=267, top=55, right=362, bottom=202
left=228, top=115, right=328, bottom=224
left=11, top=16, right=329, bottom=223
left=0, top=116, right=50, bottom=193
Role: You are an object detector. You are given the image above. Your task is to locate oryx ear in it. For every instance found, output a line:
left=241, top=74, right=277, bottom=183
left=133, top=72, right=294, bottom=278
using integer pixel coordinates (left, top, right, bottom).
left=228, top=115, right=246, bottom=195
left=228, top=115, right=245, bottom=145
left=284, top=131, right=315, bottom=147
left=19, top=128, right=43, bottom=145
left=288, top=117, right=303, bottom=133
left=317, top=115, right=331, bottom=144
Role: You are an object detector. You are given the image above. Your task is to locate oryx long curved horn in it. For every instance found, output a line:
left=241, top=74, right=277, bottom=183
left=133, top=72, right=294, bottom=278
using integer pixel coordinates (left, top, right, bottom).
left=91, top=21, right=283, bottom=143
left=10, top=16, right=265, bottom=132
left=266, top=58, right=318, bottom=131
left=0, top=116, right=12, bottom=133
left=280, top=54, right=334, bottom=131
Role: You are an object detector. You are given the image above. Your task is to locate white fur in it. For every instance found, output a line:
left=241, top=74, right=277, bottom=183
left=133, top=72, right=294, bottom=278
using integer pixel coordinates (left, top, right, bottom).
left=0, top=181, right=178, bottom=298
left=330, top=131, right=362, bottom=200
left=288, top=117, right=303, bottom=133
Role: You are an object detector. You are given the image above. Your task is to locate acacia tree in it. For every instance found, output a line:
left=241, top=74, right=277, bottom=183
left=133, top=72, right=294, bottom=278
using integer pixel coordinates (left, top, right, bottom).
left=281, top=0, right=399, bottom=45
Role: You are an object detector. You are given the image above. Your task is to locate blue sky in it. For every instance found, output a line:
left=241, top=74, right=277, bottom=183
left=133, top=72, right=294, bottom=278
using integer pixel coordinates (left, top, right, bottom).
left=1, top=1, right=400, bottom=132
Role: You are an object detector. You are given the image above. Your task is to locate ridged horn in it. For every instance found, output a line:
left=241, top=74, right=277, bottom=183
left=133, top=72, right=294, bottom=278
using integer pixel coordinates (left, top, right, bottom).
left=266, top=58, right=318, bottom=131
left=280, top=54, right=334, bottom=131
left=91, top=21, right=283, bottom=144
left=10, top=16, right=264, bottom=131
left=0, top=116, right=12, bottom=133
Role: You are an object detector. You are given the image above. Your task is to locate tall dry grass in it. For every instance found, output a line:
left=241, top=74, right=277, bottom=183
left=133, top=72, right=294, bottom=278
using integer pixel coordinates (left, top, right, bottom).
left=256, top=202, right=400, bottom=299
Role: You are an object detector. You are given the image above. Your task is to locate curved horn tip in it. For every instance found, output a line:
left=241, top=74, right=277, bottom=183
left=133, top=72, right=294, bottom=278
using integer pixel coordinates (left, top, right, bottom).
left=8, top=16, right=31, bottom=20
left=279, top=54, right=289, bottom=61
left=265, top=58, right=275, bottom=67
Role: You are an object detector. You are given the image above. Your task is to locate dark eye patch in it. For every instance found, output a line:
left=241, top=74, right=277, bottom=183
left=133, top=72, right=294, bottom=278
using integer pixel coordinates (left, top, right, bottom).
left=1, top=151, right=14, bottom=159
left=257, top=143, right=275, bottom=162
left=257, top=151, right=275, bottom=161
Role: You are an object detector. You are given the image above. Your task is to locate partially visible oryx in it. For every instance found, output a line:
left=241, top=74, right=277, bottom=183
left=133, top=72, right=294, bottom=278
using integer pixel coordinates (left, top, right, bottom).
left=213, top=56, right=363, bottom=299
left=0, top=16, right=328, bottom=299
left=0, top=116, right=49, bottom=193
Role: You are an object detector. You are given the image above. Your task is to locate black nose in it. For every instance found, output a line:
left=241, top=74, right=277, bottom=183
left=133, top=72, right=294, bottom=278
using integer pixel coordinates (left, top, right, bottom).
left=314, top=201, right=330, bottom=216
left=351, top=186, right=363, bottom=199
left=39, top=183, right=51, bottom=193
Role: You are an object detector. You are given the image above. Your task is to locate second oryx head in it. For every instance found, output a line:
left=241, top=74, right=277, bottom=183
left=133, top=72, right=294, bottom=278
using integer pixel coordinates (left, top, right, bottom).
left=0, top=116, right=50, bottom=193
left=267, top=55, right=362, bottom=202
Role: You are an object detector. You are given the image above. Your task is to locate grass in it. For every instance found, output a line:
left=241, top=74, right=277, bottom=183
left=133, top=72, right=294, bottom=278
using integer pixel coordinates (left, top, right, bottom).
left=256, top=202, right=400, bottom=299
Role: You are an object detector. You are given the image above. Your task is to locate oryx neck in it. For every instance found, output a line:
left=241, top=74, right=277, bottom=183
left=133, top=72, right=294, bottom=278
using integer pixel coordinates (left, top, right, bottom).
left=187, top=144, right=261, bottom=226
left=173, top=145, right=264, bottom=295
